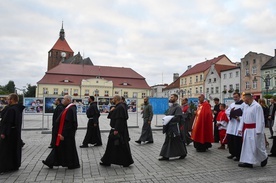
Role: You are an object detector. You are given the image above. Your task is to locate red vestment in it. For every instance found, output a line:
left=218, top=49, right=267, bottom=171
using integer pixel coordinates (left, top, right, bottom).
left=216, top=110, right=229, bottom=144
left=191, top=101, right=214, bottom=144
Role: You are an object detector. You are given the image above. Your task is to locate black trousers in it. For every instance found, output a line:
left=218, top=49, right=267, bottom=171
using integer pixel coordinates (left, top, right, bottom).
left=227, top=134, right=242, bottom=159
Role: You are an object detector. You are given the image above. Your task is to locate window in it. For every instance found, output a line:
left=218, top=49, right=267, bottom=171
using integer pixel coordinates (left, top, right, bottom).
left=200, top=87, right=202, bottom=93
left=245, top=68, right=249, bottom=76
left=94, top=90, right=99, bottom=96
left=104, top=90, right=109, bottom=97
left=43, top=88, right=48, bottom=94
left=252, top=81, right=257, bottom=89
left=211, top=71, right=214, bottom=74
left=115, top=91, right=119, bottom=95
left=124, top=91, right=128, bottom=98
left=64, top=89, right=69, bottom=95
left=195, top=87, right=198, bottom=94
left=215, top=87, right=219, bottom=93
left=200, top=75, right=203, bottom=81
left=85, top=89, right=89, bottom=96
left=206, top=88, right=209, bottom=93
left=211, top=87, right=214, bottom=94
left=246, top=61, right=249, bottom=66
left=235, top=84, right=239, bottom=90
left=229, top=84, right=233, bottom=90
left=142, top=93, right=146, bottom=98
left=229, top=72, right=232, bottom=78
left=74, top=89, right=78, bottom=96
left=56, top=52, right=58, bottom=58
left=252, top=66, right=257, bottom=74
left=189, top=77, right=192, bottom=84
left=236, top=71, right=239, bottom=77
left=133, top=92, right=138, bottom=98
left=181, top=79, right=183, bottom=85
left=265, top=71, right=271, bottom=74
left=196, top=76, right=198, bottom=83
left=184, top=78, right=187, bottom=84
left=189, top=88, right=192, bottom=95
left=223, top=85, right=227, bottom=90
left=245, top=82, right=250, bottom=89
left=53, top=88, right=58, bottom=95
left=223, top=74, right=226, bottom=79
left=253, top=59, right=256, bottom=64
left=214, top=78, right=216, bottom=83
left=208, top=78, right=211, bottom=83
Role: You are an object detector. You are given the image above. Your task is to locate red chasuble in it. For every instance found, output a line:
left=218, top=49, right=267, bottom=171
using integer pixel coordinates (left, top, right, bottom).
left=216, top=110, right=229, bottom=122
left=56, top=103, right=74, bottom=146
left=191, top=101, right=214, bottom=144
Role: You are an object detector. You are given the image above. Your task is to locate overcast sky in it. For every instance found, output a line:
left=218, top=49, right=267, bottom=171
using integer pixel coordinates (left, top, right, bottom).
left=0, top=0, right=276, bottom=90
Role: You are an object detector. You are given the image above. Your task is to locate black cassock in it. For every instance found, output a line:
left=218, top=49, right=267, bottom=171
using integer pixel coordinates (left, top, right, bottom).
left=50, top=104, right=64, bottom=147
left=43, top=105, right=80, bottom=169
left=0, top=104, right=25, bottom=173
left=101, top=103, right=134, bottom=166
left=160, top=103, right=187, bottom=158
left=82, top=102, right=102, bottom=146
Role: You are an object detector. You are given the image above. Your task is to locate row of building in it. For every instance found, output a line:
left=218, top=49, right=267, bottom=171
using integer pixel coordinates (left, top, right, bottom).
left=36, top=23, right=276, bottom=108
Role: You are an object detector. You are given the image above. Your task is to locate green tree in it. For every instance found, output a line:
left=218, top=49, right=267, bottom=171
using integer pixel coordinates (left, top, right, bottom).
left=24, top=84, right=37, bottom=97
left=5, top=80, right=15, bottom=93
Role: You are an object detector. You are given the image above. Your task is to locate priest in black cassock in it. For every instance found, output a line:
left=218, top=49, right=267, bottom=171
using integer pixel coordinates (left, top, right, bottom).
left=100, top=95, right=134, bottom=167
left=42, top=95, right=80, bottom=169
left=49, top=98, right=64, bottom=148
left=80, top=96, right=102, bottom=147
left=159, top=94, right=187, bottom=161
left=0, top=93, right=25, bottom=173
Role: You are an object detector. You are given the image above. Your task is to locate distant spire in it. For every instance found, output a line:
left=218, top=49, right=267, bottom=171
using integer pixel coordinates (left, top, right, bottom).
left=59, top=21, right=65, bottom=40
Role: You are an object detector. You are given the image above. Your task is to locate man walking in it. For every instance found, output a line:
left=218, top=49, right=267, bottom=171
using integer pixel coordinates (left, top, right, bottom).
left=268, top=97, right=276, bottom=139
left=80, top=96, right=102, bottom=148
left=42, top=95, right=80, bottom=169
left=135, top=97, right=154, bottom=144
left=49, top=98, right=64, bottom=148
left=238, top=93, right=268, bottom=168
left=225, top=92, right=244, bottom=161
left=159, top=94, right=187, bottom=161
left=191, top=94, right=213, bottom=152
left=181, top=98, right=193, bottom=145
left=213, top=98, right=220, bottom=143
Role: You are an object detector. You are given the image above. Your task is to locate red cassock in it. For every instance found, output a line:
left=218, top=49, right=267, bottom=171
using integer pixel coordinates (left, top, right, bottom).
left=191, top=101, right=214, bottom=144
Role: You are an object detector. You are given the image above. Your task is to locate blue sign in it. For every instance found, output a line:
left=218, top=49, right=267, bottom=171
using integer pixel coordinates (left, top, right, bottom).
left=188, top=98, right=199, bottom=107
left=149, top=97, right=169, bottom=115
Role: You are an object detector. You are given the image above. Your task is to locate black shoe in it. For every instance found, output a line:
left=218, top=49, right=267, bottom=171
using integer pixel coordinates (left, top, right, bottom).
left=269, top=136, right=273, bottom=139
left=238, top=163, right=253, bottom=168
left=42, top=160, right=53, bottom=169
left=146, top=141, right=153, bottom=144
left=68, top=165, right=80, bottom=169
left=261, top=158, right=268, bottom=167
left=48, top=145, right=53, bottom=149
left=233, top=157, right=240, bottom=161
left=227, top=155, right=235, bottom=159
left=80, top=145, right=88, bottom=148
left=135, top=140, right=141, bottom=144
left=179, top=155, right=186, bottom=159
left=22, top=142, right=25, bottom=147
left=99, top=162, right=111, bottom=167
left=94, top=144, right=102, bottom=146
left=268, top=154, right=276, bottom=157
left=158, top=157, right=169, bottom=161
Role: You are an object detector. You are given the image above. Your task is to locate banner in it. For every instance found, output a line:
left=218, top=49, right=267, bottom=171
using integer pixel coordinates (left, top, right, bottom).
left=24, top=98, right=43, bottom=113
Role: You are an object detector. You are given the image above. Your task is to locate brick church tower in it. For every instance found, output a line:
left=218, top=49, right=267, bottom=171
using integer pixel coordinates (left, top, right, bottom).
left=47, top=22, right=74, bottom=71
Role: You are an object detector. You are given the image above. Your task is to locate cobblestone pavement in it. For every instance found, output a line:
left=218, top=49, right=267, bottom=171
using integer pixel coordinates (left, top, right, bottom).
left=1, top=115, right=276, bottom=183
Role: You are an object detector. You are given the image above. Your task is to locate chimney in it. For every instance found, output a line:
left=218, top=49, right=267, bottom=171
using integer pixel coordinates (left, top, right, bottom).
left=173, top=73, right=179, bottom=82
left=187, top=65, right=192, bottom=70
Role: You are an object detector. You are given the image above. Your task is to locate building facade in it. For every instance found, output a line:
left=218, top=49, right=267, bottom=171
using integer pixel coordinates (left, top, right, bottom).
left=151, top=84, right=168, bottom=97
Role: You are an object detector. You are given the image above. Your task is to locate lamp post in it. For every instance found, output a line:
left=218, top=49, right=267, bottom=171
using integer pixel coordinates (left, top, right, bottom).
left=253, top=74, right=276, bottom=95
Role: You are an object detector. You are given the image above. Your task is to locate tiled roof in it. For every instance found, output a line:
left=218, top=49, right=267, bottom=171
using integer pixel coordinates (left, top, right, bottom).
left=261, top=56, right=276, bottom=70
left=37, top=64, right=150, bottom=89
left=180, top=55, right=226, bottom=77
left=51, top=38, right=74, bottom=52
left=163, top=77, right=180, bottom=90
left=214, top=64, right=238, bottom=77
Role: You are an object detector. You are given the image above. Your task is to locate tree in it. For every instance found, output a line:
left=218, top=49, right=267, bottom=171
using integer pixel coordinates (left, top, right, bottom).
left=5, top=80, right=15, bottom=93
left=24, top=84, right=37, bottom=97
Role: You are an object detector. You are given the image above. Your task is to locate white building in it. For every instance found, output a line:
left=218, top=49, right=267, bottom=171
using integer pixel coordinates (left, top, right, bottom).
left=151, top=84, right=168, bottom=97
left=220, top=66, right=241, bottom=106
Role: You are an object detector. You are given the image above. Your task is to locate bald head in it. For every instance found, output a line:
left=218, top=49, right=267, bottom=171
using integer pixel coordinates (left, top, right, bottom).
left=113, top=95, right=121, bottom=105
left=63, top=95, right=72, bottom=106
left=198, top=94, right=205, bottom=103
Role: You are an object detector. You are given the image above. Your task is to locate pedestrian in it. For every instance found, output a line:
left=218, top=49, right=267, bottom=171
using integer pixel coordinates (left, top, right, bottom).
left=100, top=95, right=134, bottom=167
left=80, top=96, right=102, bottom=148
left=268, top=97, right=276, bottom=139
left=238, top=93, right=268, bottom=168
left=135, top=97, right=154, bottom=144
left=269, top=109, right=276, bottom=157
left=213, top=98, right=220, bottom=143
left=216, top=103, right=229, bottom=149
left=49, top=98, right=64, bottom=148
left=258, top=98, right=269, bottom=128
left=0, top=93, right=25, bottom=173
left=191, top=94, right=213, bottom=152
left=159, top=94, right=187, bottom=161
left=181, top=98, right=193, bottom=145
left=42, top=95, right=80, bottom=169
left=225, top=92, right=244, bottom=161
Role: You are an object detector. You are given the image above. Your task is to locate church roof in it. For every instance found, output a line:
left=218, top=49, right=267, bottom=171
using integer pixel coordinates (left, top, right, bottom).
left=37, top=64, right=150, bottom=89
left=62, top=52, right=93, bottom=65
left=50, top=38, right=74, bottom=52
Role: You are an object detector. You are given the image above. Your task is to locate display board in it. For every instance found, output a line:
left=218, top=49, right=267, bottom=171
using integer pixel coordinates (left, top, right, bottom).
left=24, top=97, right=43, bottom=113
left=148, top=97, right=169, bottom=115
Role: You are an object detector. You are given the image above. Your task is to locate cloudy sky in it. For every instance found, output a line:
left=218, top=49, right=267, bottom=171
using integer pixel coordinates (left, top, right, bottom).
left=0, top=0, right=276, bottom=90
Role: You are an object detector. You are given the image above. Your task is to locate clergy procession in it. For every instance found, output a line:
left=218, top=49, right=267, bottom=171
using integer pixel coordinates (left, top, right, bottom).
left=0, top=92, right=275, bottom=178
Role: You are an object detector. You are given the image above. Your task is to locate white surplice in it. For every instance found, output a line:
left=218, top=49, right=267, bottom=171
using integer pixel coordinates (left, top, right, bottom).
left=225, top=101, right=245, bottom=136
left=238, top=100, right=267, bottom=165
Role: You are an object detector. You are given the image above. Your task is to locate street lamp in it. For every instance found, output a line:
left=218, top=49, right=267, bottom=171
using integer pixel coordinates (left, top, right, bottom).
left=253, top=74, right=276, bottom=95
